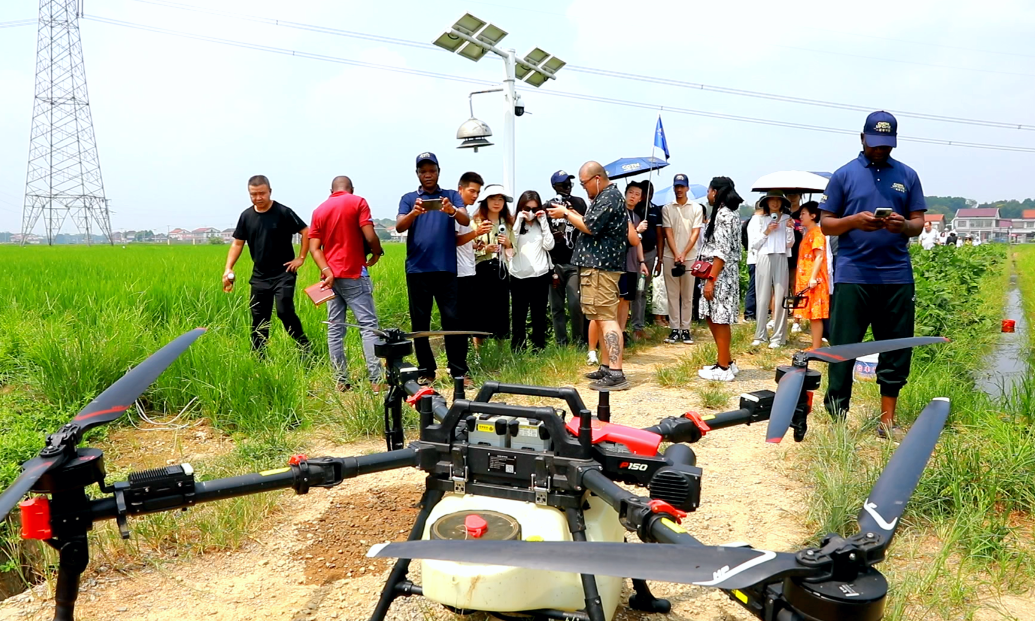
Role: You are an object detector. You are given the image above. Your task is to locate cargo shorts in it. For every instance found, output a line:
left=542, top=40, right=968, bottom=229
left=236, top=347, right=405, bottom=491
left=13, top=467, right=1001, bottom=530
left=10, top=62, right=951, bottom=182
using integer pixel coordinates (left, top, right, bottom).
left=579, top=267, right=621, bottom=321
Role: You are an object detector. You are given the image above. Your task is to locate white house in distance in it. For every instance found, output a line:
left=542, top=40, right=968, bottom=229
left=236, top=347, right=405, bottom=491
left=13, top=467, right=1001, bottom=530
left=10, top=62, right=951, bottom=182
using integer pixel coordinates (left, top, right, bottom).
left=221, top=228, right=236, bottom=243
left=952, top=208, right=1013, bottom=243
left=1011, top=209, right=1035, bottom=243
left=192, top=227, right=220, bottom=241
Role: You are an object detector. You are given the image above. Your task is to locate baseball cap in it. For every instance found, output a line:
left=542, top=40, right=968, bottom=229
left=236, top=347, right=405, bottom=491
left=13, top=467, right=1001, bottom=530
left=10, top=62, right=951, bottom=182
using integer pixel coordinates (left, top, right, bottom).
left=551, top=170, right=575, bottom=185
left=863, top=111, right=897, bottom=148
left=416, top=151, right=439, bottom=167
left=673, top=174, right=689, bottom=188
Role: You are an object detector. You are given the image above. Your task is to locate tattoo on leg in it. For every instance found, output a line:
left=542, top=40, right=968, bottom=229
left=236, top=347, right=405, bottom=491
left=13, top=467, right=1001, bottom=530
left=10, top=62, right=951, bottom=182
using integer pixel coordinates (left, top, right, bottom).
left=604, top=330, right=620, bottom=368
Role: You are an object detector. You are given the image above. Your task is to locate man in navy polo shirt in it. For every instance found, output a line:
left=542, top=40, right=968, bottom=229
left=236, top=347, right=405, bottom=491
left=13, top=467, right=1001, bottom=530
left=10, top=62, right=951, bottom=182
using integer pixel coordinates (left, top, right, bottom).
left=820, top=111, right=926, bottom=439
left=397, top=152, right=472, bottom=383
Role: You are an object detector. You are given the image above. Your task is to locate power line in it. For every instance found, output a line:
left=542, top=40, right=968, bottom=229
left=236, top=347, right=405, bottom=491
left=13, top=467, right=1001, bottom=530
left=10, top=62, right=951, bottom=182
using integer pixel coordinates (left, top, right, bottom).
left=83, top=15, right=1035, bottom=154
left=124, top=0, right=1035, bottom=132
left=0, top=19, right=37, bottom=29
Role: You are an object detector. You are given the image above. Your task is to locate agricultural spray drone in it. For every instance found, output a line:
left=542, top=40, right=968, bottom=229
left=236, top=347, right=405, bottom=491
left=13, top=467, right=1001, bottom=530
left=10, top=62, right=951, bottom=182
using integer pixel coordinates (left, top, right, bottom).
left=0, top=328, right=949, bottom=621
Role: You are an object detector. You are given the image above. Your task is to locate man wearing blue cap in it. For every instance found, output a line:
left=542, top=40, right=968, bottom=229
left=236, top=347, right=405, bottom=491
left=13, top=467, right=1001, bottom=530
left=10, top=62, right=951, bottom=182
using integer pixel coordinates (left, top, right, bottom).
left=547, top=170, right=588, bottom=349
left=819, top=111, right=927, bottom=439
left=397, top=152, right=472, bottom=384
left=661, top=173, right=705, bottom=345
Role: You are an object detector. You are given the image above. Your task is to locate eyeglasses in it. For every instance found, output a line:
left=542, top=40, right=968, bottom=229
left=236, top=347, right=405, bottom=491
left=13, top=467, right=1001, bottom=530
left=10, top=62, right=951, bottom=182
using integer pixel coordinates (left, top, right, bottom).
left=578, top=175, right=598, bottom=188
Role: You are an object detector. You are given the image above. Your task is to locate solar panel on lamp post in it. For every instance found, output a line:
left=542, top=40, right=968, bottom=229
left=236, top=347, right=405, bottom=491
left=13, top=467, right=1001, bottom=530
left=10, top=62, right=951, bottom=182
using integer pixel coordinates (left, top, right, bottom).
left=432, top=14, right=564, bottom=196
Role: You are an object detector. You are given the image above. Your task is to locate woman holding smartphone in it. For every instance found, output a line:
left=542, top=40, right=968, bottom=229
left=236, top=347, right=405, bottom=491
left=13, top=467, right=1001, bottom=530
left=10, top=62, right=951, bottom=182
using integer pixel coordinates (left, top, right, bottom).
left=750, top=190, right=794, bottom=348
left=472, top=184, right=514, bottom=345
left=509, top=190, right=555, bottom=351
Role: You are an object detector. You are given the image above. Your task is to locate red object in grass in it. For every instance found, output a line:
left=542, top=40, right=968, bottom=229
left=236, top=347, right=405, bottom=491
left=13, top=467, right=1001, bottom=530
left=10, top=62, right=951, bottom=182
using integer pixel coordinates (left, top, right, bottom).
left=464, top=514, right=488, bottom=538
left=1002, top=319, right=1016, bottom=333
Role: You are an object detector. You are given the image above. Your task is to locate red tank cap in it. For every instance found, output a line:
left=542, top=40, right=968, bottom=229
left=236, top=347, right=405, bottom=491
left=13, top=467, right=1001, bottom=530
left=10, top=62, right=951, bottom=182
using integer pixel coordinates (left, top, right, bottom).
left=19, top=497, right=52, bottom=540
left=464, top=514, right=488, bottom=538
left=288, top=454, right=308, bottom=466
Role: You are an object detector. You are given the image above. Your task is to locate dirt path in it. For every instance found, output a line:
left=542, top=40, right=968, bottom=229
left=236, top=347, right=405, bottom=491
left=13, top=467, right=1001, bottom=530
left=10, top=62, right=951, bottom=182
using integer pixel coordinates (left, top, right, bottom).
left=1, top=336, right=815, bottom=621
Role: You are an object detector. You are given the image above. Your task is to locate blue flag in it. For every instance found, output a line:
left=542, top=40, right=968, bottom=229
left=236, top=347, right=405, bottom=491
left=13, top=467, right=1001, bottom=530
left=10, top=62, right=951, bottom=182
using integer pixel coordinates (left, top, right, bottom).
left=654, top=116, right=670, bottom=160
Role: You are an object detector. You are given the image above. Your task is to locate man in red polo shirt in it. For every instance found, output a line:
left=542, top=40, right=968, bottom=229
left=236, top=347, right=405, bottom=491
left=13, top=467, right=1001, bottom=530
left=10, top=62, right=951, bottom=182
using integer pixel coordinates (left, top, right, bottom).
left=309, top=176, right=385, bottom=391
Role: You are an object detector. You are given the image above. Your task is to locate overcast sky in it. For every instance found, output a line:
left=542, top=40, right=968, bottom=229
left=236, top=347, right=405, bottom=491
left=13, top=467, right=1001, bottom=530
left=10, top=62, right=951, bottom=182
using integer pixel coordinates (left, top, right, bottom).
left=1, top=0, right=1034, bottom=235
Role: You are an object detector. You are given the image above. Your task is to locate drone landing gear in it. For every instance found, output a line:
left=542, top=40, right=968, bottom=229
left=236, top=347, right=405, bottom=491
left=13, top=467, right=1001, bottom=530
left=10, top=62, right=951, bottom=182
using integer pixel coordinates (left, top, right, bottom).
left=629, top=579, right=671, bottom=614
left=369, top=488, right=444, bottom=620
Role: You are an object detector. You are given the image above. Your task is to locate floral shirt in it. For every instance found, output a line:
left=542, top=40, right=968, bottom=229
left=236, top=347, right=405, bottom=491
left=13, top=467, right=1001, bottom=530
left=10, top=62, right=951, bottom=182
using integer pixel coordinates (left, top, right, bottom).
left=572, top=184, right=629, bottom=272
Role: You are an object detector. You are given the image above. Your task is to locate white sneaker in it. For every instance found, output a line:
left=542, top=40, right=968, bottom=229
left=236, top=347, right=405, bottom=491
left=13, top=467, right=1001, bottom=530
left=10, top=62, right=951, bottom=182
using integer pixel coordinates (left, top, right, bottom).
left=791, top=323, right=802, bottom=334
left=730, top=361, right=741, bottom=375
left=766, top=320, right=775, bottom=331
left=698, top=365, right=735, bottom=382
left=751, top=339, right=763, bottom=347
left=769, top=340, right=782, bottom=349
left=587, top=351, right=598, bottom=366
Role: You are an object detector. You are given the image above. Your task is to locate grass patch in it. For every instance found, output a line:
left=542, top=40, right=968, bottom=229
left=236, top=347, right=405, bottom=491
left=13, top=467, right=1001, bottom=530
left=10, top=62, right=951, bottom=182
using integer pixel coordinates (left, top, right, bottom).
left=695, top=382, right=733, bottom=409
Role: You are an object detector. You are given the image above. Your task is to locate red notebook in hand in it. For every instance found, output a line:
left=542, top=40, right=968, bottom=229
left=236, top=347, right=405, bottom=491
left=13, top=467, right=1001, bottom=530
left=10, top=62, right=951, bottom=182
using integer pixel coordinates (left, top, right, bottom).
left=304, top=282, right=335, bottom=306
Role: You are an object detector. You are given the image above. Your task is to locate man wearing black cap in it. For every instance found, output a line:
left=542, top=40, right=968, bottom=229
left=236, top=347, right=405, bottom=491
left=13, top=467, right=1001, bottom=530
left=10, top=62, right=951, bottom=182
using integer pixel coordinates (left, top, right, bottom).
left=547, top=170, right=588, bottom=348
left=820, top=111, right=927, bottom=439
left=397, top=152, right=472, bottom=384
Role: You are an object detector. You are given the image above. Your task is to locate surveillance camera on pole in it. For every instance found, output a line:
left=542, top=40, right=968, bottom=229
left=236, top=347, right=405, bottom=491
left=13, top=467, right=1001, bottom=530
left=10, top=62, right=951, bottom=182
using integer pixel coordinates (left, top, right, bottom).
left=433, top=13, right=565, bottom=193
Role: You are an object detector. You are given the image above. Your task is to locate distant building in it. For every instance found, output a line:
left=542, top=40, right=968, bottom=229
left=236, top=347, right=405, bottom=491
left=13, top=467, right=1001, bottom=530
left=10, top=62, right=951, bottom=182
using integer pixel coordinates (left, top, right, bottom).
left=169, top=228, right=191, bottom=241
left=221, top=228, right=236, bottom=243
left=387, top=226, right=406, bottom=241
left=1012, top=210, right=1035, bottom=243
left=952, top=208, right=1012, bottom=243
left=192, top=227, right=220, bottom=240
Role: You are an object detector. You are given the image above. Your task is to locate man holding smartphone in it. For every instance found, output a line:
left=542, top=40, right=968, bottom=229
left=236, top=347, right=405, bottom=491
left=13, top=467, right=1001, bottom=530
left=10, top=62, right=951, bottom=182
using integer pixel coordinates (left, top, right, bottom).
left=820, top=111, right=927, bottom=439
left=397, top=152, right=472, bottom=384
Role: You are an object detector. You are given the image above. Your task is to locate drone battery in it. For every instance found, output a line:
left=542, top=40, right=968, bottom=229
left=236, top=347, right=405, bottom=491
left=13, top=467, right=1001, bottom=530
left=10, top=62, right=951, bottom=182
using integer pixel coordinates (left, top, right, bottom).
left=740, top=390, right=775, bottom=418
left=467, top=414, right=510, bottom=447
left=507, top=417, right=552, bottom=452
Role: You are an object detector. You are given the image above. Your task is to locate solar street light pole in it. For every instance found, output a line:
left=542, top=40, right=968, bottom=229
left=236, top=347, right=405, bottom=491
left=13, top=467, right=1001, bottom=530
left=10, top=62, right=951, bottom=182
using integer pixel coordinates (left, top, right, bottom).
left=502, top=49, right=518, bottom=195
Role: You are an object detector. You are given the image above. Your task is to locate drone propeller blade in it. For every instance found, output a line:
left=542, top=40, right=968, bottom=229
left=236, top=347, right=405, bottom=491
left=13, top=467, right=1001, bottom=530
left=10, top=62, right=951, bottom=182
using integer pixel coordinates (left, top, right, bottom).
left=404, top=330, right=492, bottom=339
left=856, top=397, right=950, bottom=549
left=0, top=455, right=63, bottom=522
left=765, top=367, right=806, bottom=443
left=72, top=328, right=207, bottom=435
left=806, top=337, right=949, bottom=365
left=321, top=321, right=390, bottom=339
left=369, top=540, right=818, bottom=591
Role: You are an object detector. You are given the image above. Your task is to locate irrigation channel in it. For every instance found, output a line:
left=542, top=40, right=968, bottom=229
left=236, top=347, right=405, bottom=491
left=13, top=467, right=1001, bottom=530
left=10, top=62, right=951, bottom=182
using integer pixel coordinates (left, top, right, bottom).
left=976, top=272, right=1030, bottom=400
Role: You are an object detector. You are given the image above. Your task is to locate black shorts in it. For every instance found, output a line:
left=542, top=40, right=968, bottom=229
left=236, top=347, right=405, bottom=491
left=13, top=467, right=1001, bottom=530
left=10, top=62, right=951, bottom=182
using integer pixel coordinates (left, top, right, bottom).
left=618, top=272, right=638, bottom=301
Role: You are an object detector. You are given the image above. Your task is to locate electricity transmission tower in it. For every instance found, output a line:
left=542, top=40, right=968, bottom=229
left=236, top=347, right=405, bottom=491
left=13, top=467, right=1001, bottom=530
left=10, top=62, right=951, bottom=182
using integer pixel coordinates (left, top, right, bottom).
left=21, top=0, right=112, bottom=246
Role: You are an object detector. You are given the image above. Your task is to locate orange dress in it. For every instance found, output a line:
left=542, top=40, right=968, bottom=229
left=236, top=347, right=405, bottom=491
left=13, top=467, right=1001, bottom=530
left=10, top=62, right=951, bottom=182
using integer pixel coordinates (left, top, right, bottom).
left=794, top=227, right=830, bottom=321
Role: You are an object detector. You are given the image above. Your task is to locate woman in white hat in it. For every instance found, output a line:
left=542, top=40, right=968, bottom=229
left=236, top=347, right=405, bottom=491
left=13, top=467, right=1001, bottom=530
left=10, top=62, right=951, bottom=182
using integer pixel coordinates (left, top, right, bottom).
left=471, top=184, right=515, bottom=345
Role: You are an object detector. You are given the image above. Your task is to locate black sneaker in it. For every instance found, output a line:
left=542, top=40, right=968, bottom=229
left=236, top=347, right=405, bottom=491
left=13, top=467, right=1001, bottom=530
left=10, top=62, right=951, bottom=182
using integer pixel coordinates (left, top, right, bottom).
left=590, top=371, right=630, bottom=391
left=585, top=365, right=611, bottom=380
left=681, top=330, right=694, bottom=344
left=664, top=330, right=680, bottom=344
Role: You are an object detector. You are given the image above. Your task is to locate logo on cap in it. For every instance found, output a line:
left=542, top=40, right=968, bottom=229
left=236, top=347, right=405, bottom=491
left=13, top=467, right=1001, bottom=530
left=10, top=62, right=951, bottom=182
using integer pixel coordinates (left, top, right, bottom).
left=419, top=152, right=432, bottom=160
left=874, top=121, right=892, bottom=133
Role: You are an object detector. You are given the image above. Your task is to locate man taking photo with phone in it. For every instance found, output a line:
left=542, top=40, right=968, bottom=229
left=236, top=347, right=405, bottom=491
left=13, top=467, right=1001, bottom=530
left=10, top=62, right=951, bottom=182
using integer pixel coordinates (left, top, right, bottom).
left=820, top=111, right=926, bottom=440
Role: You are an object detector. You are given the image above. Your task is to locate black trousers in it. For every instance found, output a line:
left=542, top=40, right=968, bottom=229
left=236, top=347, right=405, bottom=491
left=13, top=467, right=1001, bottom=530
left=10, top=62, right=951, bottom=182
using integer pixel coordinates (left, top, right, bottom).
left=249, top=272, right=310, bottom=351
left=511, top=273, right=551, bottom=351
left=473, top=260, right=511, bottom=339
left=406, top=271, right=469, bottom=378
left=744, top=264, right=757, bottom=319
left=824, top=283, right=915, bottom=420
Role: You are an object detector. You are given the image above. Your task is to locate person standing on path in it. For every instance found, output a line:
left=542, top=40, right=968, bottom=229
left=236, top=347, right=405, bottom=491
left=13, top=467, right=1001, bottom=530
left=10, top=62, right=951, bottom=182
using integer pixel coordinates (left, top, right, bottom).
left=509, top=190, right=555, bottom=351
left=548, top=161, right=633, bottom=391
left=546, top=171, right=589, bottom=348
left=630, top=181, right=663, bottom=340
left=743, top=199, right=767, bottom=321
left=454, top=172, right=490, bottom=357
left=661, top=173, right=705, bottom=345
left=793, top=201, right=830, bottom=351
left=751, top=191, right=794, bottom=348
left=820, top=111, right=927, bottom=439
left=698, top=177, right=744, bottom=382
left=396, top=152, right=472, bottom=384
left=223, top=175, right=311, bottom=353
left=308, top=175, right=385, bottom=392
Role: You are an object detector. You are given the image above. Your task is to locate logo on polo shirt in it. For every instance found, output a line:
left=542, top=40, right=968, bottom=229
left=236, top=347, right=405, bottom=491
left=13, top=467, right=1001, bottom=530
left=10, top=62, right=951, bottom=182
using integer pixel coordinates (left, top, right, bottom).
left=819, top=194, right=828, bottom=204
left=874, top=121, right=893, bottom=133
left=891, top=183, right=906, bottom=193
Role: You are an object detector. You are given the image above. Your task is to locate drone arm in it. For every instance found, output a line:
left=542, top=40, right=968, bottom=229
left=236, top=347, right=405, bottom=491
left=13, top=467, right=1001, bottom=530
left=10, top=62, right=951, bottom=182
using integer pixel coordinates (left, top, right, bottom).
left=581, top=469, right=704, bottom=547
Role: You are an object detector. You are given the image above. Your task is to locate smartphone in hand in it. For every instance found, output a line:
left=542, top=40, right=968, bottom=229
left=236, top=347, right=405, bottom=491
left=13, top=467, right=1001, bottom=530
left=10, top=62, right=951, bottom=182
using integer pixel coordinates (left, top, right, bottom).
left=873, top=207, right=893, bottom=219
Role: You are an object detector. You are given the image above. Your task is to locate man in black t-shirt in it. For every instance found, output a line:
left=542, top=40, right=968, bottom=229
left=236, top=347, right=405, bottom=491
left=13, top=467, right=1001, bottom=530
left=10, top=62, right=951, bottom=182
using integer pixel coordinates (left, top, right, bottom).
left=547, top=170, right=588, bottom=347
left=223, top=175, right=311, bottom=352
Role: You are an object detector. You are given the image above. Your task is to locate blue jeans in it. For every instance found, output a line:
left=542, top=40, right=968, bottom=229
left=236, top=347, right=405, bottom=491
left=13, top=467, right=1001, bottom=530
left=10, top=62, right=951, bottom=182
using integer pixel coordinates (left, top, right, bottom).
left=744, top=264, right=757, bottom=319
left=327, top=276, right=383, bottom=384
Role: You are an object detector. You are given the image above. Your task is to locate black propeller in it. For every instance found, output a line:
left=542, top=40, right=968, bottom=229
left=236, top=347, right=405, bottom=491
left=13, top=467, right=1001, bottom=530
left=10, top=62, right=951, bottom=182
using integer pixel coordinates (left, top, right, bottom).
left=857, top=397, right=950, bottom=549
left=369, top=398, right=951, bottom=591
left=765, top=337, right=949, bottom=443
left=368, top=540, right=819, bottom=591
left=322, top=321, right=490, bottom=340
left=0, top=328, right=206, bottom=522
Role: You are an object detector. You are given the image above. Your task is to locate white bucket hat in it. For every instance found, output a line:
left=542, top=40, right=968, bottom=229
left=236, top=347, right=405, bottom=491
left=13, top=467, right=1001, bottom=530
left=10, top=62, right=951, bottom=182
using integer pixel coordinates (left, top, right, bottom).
left=477, top=184, right=512, bottom=203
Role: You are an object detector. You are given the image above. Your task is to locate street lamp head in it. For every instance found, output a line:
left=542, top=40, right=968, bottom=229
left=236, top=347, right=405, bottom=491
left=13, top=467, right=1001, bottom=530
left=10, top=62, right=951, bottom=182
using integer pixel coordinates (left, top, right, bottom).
left=457, top=117, right=494, bottom=152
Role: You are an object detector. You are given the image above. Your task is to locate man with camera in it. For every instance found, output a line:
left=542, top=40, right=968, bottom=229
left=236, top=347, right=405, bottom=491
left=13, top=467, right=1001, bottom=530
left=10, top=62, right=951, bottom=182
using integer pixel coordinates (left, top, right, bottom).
left=820, top=111, right=927, bottom=439
left=396, top=152, right=472, bottom=384
left=548, top=162, right=632, bottom=391
left=546, top=170, right=588, bottom=348
left=661, top=174, right=705, bottom=345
